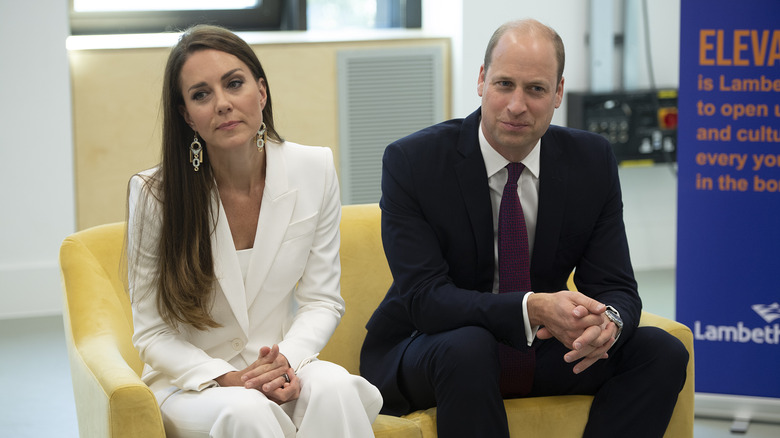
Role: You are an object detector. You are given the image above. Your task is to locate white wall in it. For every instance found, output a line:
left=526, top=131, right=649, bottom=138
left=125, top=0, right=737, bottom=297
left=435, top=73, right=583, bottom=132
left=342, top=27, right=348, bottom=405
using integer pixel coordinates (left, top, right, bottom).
left=0, top=1, right=75, bottom=318
left=424, top=0, right=680, bottom=271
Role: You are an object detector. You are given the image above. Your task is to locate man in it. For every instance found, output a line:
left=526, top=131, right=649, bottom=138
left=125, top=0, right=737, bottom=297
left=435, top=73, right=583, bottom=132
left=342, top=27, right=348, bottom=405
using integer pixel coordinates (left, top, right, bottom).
left=360, top=18, right=688, bottom=437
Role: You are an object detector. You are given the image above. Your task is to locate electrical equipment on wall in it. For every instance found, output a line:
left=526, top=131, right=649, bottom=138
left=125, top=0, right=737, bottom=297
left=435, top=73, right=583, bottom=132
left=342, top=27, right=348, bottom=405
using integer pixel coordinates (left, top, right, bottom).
left=566, top=90, right=678, bottom=165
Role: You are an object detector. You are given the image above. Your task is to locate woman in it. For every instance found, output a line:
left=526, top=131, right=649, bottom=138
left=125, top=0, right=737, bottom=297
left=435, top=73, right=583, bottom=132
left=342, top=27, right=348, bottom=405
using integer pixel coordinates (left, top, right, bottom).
left=127, top=25, right=382, bottom=437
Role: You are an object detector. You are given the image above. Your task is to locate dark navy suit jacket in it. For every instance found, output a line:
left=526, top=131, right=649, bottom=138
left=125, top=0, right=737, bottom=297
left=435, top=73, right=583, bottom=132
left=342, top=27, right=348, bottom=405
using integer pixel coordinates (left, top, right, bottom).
left=360, top=108, right=640, bottom=416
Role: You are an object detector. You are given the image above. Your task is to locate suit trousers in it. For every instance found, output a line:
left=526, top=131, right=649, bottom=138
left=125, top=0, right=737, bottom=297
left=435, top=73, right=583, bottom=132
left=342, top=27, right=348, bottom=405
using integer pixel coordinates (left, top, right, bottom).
left=398, top=325, right=688, bottom=438
left=155, top=360, right=383, bottom=438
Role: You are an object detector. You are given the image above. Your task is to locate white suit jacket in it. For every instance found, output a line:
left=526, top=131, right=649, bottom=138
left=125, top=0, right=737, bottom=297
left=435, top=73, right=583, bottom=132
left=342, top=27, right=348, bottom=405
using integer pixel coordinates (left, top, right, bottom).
left=127, top=141, right=344, bottom=395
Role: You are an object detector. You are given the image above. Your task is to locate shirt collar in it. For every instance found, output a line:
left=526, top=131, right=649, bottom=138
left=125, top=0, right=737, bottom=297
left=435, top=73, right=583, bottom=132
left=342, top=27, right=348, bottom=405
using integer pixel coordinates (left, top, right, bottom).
left=478, top=121, right=541, bottom=179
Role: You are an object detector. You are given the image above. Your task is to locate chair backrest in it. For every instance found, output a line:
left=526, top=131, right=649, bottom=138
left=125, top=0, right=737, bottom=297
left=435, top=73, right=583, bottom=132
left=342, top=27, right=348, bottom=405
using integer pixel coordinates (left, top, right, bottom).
left=319, top=203, right=392, bottom=375
left=60, top=221, right=145, bottom=376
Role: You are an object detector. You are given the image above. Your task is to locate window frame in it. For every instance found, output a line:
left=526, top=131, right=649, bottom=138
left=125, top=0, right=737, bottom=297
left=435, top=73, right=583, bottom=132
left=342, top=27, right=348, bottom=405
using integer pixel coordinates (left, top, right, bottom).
left=376, top=0, right=421, bottom=28
left=68, top=0, right=419, bottom=35
left=69, top=0, right=306, bottom=35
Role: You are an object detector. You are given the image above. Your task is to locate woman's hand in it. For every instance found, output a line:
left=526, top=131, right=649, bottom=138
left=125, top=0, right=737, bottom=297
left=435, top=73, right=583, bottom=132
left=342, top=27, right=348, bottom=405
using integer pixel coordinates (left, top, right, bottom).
left=213, top=344, right=301, bottom=403
left=241, top=344, right=301, bottom=403
left=240, top=344, right=289, bottom=389
left=260, top=366, right=301, bottom=404
left=214, top=370, right=244, bottom=387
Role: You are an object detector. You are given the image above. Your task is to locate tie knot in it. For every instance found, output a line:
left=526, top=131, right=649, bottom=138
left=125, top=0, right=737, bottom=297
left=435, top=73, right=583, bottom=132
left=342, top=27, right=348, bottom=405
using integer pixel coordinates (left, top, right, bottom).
left=506, top=162, right=525, bottom=184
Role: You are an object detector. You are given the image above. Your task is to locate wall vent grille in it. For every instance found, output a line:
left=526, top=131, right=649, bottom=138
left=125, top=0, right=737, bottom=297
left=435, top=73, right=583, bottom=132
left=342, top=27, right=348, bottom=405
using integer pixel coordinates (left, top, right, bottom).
left=338, top=47, right=444, bottom=204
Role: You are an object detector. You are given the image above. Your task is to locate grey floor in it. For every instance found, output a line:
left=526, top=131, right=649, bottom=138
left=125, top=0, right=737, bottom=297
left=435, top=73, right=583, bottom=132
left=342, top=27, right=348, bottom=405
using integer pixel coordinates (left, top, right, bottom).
left=0, top=315, right=79, bottom=438
left=1, top=268, right=778, bottom=437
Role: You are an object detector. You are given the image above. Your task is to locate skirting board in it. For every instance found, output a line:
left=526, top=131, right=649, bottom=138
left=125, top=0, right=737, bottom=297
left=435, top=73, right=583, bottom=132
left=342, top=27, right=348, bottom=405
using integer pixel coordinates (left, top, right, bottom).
left=696, top=392, right=780, bottom=424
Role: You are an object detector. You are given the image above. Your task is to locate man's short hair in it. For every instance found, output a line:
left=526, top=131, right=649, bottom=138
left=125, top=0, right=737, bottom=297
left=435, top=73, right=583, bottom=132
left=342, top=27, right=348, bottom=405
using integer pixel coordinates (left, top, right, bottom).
left=483, top=19, right=565, bottom=85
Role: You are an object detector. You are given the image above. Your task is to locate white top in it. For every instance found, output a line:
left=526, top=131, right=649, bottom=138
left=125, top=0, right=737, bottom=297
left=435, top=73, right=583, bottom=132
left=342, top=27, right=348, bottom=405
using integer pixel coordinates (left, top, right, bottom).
left=237, top=248, right=252, bottom=285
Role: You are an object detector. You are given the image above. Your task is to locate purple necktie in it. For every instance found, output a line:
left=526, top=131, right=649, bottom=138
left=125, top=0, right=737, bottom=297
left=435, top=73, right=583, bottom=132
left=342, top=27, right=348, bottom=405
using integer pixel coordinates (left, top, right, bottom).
left=497, top=162, right=535, bottom=397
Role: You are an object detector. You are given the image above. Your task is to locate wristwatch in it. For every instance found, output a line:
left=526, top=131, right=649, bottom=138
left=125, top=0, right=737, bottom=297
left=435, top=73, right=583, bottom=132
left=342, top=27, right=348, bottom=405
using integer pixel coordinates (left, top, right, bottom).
left=604, top=305, right=623, bottom=341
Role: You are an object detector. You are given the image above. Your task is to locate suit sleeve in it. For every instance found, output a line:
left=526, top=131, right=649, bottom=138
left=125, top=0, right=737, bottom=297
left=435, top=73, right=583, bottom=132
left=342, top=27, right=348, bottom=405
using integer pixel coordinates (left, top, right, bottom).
left=277, top=147, right=345, bottom=370
left=379, top=142, right=528, bottom=347
left=127, top=174, right=235, bottom=391
left=571, top=141, right=641, bottom=347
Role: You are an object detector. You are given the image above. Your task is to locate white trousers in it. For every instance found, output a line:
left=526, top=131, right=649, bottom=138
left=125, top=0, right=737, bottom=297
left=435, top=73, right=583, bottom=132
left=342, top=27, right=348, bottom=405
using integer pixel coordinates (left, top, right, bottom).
left=156, top=360, right=383, bottom=438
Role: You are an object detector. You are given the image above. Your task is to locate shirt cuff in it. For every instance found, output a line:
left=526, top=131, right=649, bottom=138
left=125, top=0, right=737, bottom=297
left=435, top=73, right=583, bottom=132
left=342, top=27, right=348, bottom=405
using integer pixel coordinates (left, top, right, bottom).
left=522, top=291, right=539, bottom=346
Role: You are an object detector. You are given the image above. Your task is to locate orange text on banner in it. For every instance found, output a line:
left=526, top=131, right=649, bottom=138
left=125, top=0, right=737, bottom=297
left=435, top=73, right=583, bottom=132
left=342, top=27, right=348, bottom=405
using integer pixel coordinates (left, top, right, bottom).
left=699, top=29, right=780, bottom=66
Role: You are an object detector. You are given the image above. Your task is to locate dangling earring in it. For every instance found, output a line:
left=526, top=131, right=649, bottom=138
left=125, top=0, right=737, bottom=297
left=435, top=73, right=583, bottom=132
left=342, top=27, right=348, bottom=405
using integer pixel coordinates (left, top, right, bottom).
left=256, top=122, right=267, bottom=152
left=190, top=134, right=203, bottom=172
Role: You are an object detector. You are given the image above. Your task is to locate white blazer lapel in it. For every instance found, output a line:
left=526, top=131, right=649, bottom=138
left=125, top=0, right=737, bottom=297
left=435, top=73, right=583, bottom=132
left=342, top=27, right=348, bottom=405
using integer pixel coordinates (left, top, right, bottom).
left=244, top=141, right=297, bottom=307
left=211, top=195, right=251, bottom=336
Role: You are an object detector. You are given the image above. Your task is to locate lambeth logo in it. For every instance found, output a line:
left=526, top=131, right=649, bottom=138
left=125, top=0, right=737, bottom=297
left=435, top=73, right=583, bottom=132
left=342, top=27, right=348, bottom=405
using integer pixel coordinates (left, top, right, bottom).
left=752, top=303, right=780, bottom=323
left=694, top=302, right=780, bottom=345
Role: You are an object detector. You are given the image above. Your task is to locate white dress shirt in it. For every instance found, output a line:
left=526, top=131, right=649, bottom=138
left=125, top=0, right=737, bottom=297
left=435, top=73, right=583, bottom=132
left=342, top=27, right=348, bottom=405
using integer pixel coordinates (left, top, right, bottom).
left=478, top=124, right=541, bottom=346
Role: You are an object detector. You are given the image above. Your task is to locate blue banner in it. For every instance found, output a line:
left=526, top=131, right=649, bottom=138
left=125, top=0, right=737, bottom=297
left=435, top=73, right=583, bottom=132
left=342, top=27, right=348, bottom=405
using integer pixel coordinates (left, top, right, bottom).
left=677, top=0, right=780, bottom=398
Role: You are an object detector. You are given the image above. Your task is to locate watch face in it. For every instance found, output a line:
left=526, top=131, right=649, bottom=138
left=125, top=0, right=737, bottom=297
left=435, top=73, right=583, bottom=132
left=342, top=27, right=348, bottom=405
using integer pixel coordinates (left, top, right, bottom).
left=606, top=309, right=623, bottom=327
left=605, top=308, right=623, bottom=341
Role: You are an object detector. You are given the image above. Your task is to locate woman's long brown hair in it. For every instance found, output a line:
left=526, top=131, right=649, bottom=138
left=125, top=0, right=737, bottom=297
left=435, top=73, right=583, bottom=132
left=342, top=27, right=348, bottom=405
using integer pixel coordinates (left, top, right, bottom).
left=140, top=25, right=282, bottom=330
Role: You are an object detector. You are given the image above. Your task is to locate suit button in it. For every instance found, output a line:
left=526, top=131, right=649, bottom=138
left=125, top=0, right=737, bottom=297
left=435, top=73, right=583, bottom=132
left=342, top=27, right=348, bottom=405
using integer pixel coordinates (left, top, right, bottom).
left=231, top=339, right=244, bottom=351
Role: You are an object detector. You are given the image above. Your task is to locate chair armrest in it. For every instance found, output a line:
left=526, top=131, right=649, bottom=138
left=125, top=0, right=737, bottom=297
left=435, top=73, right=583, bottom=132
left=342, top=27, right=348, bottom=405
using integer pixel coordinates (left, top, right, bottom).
left=639, top=311, right=693, bottom=345
left=66, top=332, right=165, bottom=438
left=61, top=230, right=165, bottom=438
left=639, top=311, right=695, bottom=438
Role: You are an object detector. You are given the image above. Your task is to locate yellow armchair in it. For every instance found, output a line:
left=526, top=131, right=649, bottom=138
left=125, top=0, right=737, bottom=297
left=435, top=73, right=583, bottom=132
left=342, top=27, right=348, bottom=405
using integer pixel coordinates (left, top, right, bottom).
left=60, top=203, right=693, bottom=438
left=59, top=220, right=419, bottom=438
